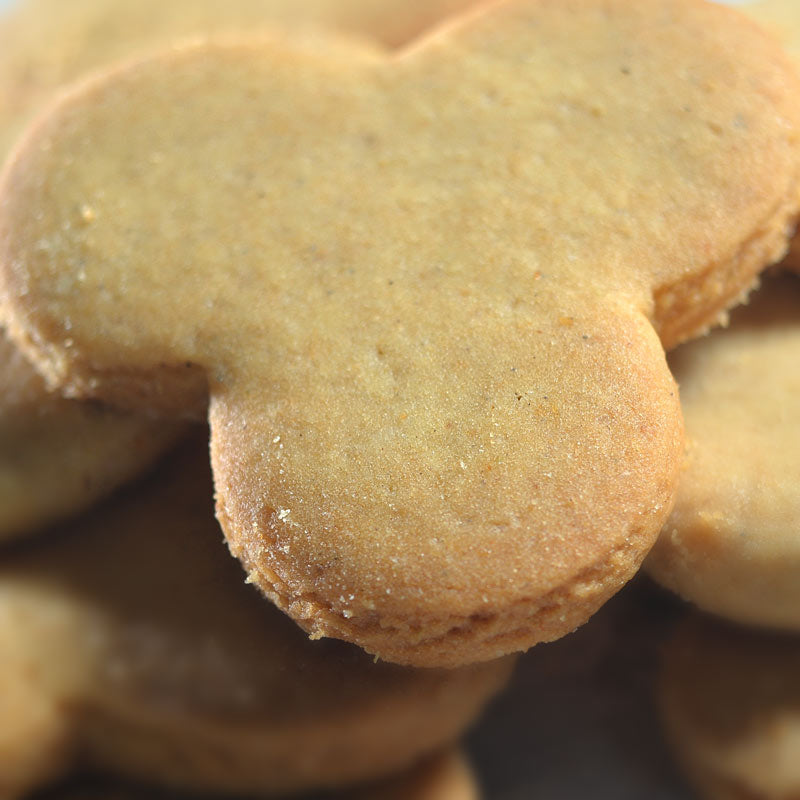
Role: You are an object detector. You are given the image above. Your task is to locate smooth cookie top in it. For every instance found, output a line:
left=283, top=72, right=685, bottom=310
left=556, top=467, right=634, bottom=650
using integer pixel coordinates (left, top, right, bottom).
left=0, top=437, right=510, bottom=799
left=0, top=0, right=480, bottom=540
left=2, top=0, right=800, bottom=667
left=0, top=0, right=479, bottom=155
left=647, top=274, right=800, bottom=631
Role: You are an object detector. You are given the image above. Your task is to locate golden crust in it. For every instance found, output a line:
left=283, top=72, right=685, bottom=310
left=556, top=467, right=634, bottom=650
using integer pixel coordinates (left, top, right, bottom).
left=2, top=0, right=800, bottom=666
left=0, top=437, right=511, bottom=798
left=1, top=0, right=489, bottom=539
left=0, top=0, right=481, bottom=156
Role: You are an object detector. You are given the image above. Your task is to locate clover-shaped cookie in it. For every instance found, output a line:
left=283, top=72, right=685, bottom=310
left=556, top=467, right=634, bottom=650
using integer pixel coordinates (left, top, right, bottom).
left=0, top=0, right=476, bottom=541
left=2, top=0, right=800, bottom=667
left=646, top=273, right=800, bottom=631
left=0, top=436, right=510, bottom=799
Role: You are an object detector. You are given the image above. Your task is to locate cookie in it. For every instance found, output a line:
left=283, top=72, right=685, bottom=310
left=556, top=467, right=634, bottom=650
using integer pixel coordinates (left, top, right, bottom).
left=2, top=0, right=799, bottom=667
left=0, top=0, right=481, bottom=543
left=646, top=273, right=800, bottom=631
left=733, top=0, right=800, bottom=274
left=33, top=750, right=479, bottom=800
left=0, top=436, right=511, bottom=799
left=0, top=0, right=479, bottom=156
left=0, top=327, right=187, bottom=541
left=659, top=612, right=800, bottom=800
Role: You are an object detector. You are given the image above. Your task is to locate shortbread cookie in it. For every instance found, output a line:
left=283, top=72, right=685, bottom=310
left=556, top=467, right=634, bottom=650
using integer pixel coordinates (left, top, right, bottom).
left=35, top=750, right=479, bottom=800
left=0, top=0, right=478, bottom=542
left=0, top=327, right=186, bottom=540
left=733, top=0, right=800, bottom=273
left=3, top=0, right=800, bottom=668
left=0, top=437, right=510, bottom=799
left=646, top=274, right=800, bottom=631
left=0, top=0, right=479, bottom=157
left=659, top=613, right=800, bottom=800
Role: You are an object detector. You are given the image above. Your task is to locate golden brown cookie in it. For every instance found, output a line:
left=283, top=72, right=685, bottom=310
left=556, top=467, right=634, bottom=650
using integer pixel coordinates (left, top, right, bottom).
left=2, top=0, right=799, bottom=667
left=0, top=0, right=480, bottom=156
left=733, top=0, right=800, bottom=274
left=0, top=327, right=186, bottom=541
left=0, top=436, right=510, bottom=799
left=659, top=613, right=800, bottom=800
left=0, top=0, right=480, bottom=544
left=646, top=274, right=800, bottom=631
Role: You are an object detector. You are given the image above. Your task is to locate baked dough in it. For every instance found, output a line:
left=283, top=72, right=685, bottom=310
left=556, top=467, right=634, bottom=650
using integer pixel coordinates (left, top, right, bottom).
left=0, top=0, right=480, bottom=542
left=647, top=274, right=800, bottom=631
left=0, top=436, right=511, bottom=798
left=3, top=0, right=799, bottom=666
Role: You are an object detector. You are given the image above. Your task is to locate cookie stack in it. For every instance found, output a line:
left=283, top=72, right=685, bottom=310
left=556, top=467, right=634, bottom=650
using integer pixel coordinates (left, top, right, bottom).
left=650, top=263, right=800, bottom=800
left=0, top=0, right=799, bottom=797
left=639, top=5, right=800, bottom=798
left=652, top=204, right=800, bottom=799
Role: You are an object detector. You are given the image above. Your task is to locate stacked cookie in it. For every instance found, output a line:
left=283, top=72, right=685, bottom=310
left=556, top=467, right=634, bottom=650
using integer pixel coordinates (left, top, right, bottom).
left=1, top=0, right=800, bottom=796
left=652, top=191, right=800, bottom=800
left=0, top=1, right=509, bottom=797
left=647, top=5, right=800, bottom=797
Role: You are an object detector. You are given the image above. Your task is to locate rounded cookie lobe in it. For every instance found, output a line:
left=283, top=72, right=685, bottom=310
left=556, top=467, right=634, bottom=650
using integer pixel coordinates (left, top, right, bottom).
left=659, top=613, right=800, bottom=800
left=646, top=274, right=800, bottom=631
left=0, top=436, right=512, bottom=798
left=213, top=302, right=682, bottom=666
left=2, top=0, right=800, bottom=666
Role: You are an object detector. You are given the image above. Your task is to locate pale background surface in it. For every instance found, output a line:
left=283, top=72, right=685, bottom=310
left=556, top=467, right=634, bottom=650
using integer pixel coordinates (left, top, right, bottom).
left=0, top=0, right=767, bottom=798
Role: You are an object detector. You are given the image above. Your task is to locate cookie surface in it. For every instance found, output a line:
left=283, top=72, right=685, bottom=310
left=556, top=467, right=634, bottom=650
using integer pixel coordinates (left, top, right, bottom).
left=646, top=274, right=800, bottom=631
left=0, top=437, right=510, bottom=799
left=0, top=0, right=480, bottom=543
left=736, top=0, right=800, bottom=274
left=659, top=613, right=800, bottom=800
left=2, top=0, right=799, bottom=667
left=0, top=0, right=479, bottom=156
